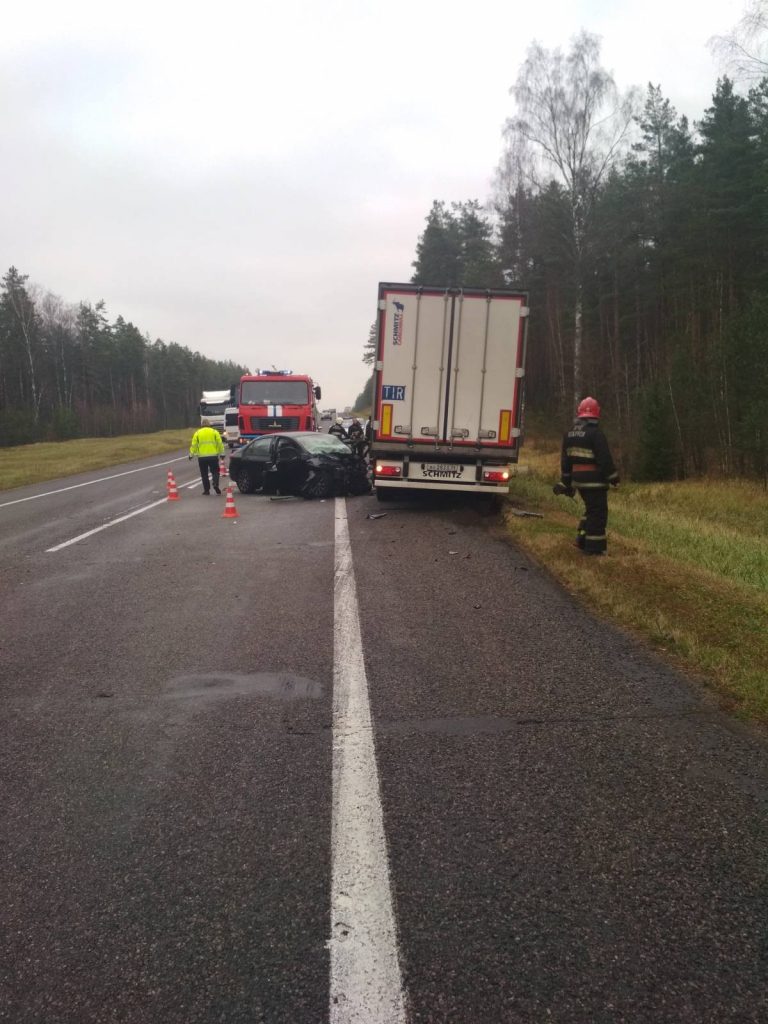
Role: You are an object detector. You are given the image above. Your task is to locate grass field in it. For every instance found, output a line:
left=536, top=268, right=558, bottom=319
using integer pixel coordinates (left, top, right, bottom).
left=0, top=429, right=192, bottom=491
left=2, top=429, right=766, bottom=726
left=506, top=438, right=768, bottom=725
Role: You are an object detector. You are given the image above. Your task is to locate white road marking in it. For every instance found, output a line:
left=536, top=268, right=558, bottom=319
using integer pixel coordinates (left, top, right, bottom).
left=46, top=476, right=201, bottom=551
left=0, top=456, right=187, bottom=510
left=330, top=497, right=407, bottom=1023
left=45, top=497, right=170, bottom=552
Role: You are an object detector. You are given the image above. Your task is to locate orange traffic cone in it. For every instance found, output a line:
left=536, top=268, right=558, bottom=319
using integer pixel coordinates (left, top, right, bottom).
left=221, top=485, right=239, bottom=518
left=219, top=456, right=229, bottom=477
left=167, top=473, right=180, bottom=502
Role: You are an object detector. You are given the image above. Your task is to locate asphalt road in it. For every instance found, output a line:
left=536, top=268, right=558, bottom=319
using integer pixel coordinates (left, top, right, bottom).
left=1, top=452, right=767, bottom=1023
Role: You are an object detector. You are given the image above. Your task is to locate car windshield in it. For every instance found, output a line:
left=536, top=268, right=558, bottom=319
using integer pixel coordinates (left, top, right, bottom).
left=241, top=381, right=309, bottom=405
left=200, top=403, right=227, bottom=415
left=300, top=435, right=350, bottom=455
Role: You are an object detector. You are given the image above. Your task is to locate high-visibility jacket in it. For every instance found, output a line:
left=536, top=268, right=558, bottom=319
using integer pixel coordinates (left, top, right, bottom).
left=190, top=426, right=224, bottom=458
left=560, top=418, right=619, bottom=491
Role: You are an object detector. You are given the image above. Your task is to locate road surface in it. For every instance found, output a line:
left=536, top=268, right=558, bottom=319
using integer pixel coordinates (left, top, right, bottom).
left=1, top=452, right=767, bottom=1023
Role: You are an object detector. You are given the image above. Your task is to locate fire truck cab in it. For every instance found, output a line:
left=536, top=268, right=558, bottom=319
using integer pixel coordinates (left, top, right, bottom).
left=237, top=370, right=321, bottom=441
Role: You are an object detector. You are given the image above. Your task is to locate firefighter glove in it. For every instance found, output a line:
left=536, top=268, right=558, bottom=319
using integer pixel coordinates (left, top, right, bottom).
left=553, top=481, right=575, bottom=498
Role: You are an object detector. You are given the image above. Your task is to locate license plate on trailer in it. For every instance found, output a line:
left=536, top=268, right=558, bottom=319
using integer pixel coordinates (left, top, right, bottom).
left=412, top=462, right=467, bottom=481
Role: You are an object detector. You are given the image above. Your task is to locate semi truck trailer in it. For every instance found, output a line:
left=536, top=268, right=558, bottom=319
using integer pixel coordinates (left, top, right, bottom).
left=370, top=283, right=529, bottom=500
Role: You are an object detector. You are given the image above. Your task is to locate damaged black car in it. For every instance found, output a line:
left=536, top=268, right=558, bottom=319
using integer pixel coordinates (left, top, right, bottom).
left=228, top=432, right=370, bottom=499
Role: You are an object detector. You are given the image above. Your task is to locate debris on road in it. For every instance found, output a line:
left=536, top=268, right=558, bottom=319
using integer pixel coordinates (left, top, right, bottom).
left=367, top=512, right=388, bottom=520
left=510, top=509, right=544, bottom=518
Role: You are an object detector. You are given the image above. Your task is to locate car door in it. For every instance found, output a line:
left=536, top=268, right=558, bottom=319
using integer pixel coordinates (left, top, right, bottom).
left=237, top=436, right=273, bottom=491
left=274, top=438, right=306, bottom=494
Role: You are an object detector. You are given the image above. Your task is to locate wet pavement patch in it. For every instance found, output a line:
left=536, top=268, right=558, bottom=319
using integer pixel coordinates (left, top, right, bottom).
left=163, top=672, right=323, bottom=703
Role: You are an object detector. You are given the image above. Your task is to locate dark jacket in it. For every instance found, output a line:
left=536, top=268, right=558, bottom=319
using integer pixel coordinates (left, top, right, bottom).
left=560, top=418, right=619, bottom=490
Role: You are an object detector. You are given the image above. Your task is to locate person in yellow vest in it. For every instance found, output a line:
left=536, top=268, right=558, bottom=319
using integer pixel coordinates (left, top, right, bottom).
left=189, top=419, right=225, bottom=495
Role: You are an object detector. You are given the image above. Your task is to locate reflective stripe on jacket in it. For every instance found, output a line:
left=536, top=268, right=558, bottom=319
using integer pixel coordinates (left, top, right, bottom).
left=190, top=426, right=225, bottom=457
left=560, top=418, right=618, bottom=490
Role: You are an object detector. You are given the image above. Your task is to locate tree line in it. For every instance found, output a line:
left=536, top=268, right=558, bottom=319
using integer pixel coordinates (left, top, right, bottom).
left=408, top=29, right=768, bottom=481
left=0, top=267, right=248, bottom=446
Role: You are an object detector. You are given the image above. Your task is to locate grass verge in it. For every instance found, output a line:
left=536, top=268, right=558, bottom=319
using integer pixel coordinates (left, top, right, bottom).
left=0, top=429, right=192, bottom=491
left=506, top=439, right=768, bottom=725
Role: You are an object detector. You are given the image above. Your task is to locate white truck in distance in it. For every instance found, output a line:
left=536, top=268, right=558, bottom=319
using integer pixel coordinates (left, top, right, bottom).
left=371, top=283, right=529, bottom=501
left=199, top=389, right=232, bottom=434
left=223, top=405, right=240, bottom=447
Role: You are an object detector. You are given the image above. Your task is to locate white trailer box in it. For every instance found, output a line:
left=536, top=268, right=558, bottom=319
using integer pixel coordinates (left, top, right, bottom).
left=199, top=389, right=232, bottom=433
left=371, top=283, right=529, bottom=499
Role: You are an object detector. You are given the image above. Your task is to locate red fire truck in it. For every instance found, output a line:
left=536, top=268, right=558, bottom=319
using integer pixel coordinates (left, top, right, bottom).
left=237, top=370, right=322, bottom=442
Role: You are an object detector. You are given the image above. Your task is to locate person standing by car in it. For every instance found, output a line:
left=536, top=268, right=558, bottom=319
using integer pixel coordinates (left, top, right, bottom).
left=553, top=396, right=619, bottom=555
left=347, top=417, right=364, bottom=457
left=329, top=416, right=348, bottom=440
left=189, top=419, right=225, bottom=495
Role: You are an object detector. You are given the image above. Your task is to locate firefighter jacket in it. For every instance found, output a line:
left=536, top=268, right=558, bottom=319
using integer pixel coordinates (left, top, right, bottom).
left=560, top=418, right=619, bottom=491
left=190, top=426, right=225, bottom=458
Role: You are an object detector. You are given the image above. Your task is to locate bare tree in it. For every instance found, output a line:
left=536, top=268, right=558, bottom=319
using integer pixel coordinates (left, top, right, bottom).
left=710, top=1, right=768, bottom=82
left=2, top=267, right=42, bottom=422
left=503, top=31, right=639, bottom=406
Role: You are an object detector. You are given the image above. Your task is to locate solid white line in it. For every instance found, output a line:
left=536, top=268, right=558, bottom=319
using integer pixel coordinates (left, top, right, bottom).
left=0, top=456, right=187, bottom=510
left=330, top=497, right=406, bottom=1023
left=45, top=496, right=171, bottom=552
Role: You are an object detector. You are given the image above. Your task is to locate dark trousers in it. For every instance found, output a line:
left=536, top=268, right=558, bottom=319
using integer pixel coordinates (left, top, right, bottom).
left=198, top=456, right=220, bottom=493
left=576, top=487, right=608, bottom=553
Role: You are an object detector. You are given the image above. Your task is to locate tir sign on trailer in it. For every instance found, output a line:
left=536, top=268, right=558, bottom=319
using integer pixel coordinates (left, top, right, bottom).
left=372, top=284, right=528, bottom=497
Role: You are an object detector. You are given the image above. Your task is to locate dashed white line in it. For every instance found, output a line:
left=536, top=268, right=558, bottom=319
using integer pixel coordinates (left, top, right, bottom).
left=45, top=497, right=171, bottom=552
left=45, top=478, right=201, bottom=552
left=330, top=497, right=407, bottom=1023
left=0, top=456, right=187, bottom=510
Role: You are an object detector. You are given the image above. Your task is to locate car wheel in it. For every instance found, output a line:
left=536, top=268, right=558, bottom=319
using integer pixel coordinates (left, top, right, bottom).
left=348, top=465, right=372, bottom=495
left=302, top=471, right=333, bottom=499
left=235, top=470, right=258, bottom=494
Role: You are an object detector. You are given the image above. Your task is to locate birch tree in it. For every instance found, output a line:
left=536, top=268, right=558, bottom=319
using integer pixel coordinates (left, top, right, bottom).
left=503, top=31, right=638, bottom=406
left=710, top=1, right=768, bottom=82
left=1, top=267, right=42, bottom=422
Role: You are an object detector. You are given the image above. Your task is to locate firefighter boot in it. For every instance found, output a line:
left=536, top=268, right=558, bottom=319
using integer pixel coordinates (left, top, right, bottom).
left=575, top=517, right=587, bottom=550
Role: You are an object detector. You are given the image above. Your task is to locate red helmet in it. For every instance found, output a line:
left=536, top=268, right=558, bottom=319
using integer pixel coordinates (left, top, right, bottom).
left=577, top=396, right=601, bottom=419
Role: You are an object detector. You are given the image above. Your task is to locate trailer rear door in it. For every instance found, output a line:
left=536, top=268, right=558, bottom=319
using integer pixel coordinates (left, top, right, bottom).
left=375, top=285, right=528, bottom=451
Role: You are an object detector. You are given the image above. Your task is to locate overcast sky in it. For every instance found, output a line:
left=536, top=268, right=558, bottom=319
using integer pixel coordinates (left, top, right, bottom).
left=1, top=0, right=747, bottom=409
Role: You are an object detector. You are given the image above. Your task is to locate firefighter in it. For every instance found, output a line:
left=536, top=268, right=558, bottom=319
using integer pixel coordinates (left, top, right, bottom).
left=347, top=417, right=365, bottom=457
left=189, top=418, right=225, bottom=495
left=329, top=416, right=348, bottom=440
left=554, top=397, right=619, bottom=555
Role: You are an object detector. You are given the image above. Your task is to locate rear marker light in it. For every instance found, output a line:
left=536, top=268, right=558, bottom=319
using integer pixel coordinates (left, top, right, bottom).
left=375, top=464, right=402, bottom=477
left=483, top=469, right=510, bottom=482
